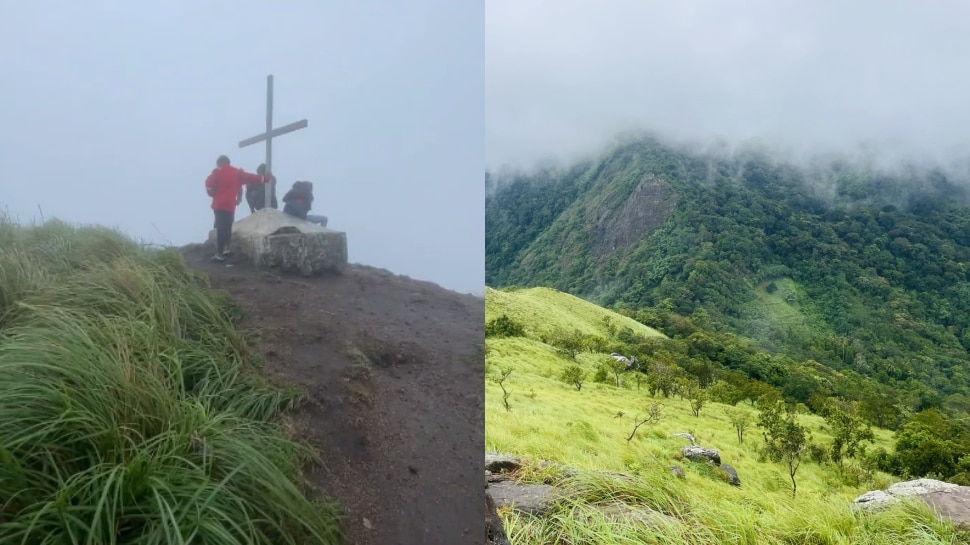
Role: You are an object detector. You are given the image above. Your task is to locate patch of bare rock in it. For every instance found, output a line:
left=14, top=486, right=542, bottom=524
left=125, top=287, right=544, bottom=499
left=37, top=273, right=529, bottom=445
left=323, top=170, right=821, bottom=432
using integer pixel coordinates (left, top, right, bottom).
left=854, top=478, right=970, bottom=527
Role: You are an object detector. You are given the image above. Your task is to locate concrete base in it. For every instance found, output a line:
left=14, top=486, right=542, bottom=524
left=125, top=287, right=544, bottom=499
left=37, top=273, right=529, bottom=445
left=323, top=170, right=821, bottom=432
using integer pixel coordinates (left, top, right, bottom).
left=207, top=208, right=347, bottom=275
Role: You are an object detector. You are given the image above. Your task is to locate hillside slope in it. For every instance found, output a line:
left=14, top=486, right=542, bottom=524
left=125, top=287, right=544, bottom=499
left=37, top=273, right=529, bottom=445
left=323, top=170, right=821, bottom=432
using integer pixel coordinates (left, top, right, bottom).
left=482, top=288, right=969, bottom=545
left=181, top=245, right=484, bottom=545
left=485, top=286, right=664, bottom=340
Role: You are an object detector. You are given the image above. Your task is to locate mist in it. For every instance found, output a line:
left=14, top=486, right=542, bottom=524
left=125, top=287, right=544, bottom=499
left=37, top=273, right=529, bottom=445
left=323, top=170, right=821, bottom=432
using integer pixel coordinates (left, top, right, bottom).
left=486, top=0, right=970, bottom=176
left=2, top=1, right=483, bottom=295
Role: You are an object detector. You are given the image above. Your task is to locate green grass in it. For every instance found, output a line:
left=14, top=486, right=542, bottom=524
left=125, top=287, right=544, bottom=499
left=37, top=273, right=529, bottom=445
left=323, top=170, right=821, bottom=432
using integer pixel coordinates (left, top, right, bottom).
left=0, top=217, right=340, bottom=544
left=485, top=288, right=966, bottom=545
left=486, top=286, right=664, bottom=340
left=752, top=278, right=818, bottom=341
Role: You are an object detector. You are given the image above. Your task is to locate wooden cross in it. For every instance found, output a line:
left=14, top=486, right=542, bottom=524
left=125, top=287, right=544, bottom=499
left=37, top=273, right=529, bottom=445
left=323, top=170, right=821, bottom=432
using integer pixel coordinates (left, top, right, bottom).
left=238, top=75, right=308, bottom=210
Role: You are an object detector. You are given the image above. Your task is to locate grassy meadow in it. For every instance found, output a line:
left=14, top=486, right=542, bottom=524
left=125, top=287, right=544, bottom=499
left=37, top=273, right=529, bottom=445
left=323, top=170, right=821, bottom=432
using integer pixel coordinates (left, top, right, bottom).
left=0, top=217, right=340, bottom=544
left=485, top=287, right=965, bottom=545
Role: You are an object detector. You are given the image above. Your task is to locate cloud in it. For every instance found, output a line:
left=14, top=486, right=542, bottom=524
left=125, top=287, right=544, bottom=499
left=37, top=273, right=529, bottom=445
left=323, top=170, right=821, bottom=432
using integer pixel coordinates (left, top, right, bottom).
left=486, top=0, right=970, bottom=170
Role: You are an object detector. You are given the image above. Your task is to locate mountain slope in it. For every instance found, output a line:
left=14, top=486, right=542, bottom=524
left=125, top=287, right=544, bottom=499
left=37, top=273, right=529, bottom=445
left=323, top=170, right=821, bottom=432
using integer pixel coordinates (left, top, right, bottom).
left=486, top=136, right=970, bottom=411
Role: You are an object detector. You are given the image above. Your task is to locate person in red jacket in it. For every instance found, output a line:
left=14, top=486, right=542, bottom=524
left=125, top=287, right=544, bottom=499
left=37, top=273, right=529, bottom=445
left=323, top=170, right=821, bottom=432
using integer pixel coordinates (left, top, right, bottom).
left=205, top=155, right=266, bottom=261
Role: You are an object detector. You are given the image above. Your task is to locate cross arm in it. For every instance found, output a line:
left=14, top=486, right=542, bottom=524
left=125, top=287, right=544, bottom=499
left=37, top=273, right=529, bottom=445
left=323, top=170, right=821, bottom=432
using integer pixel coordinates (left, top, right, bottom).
left=238, top=119, right=309, bottom=148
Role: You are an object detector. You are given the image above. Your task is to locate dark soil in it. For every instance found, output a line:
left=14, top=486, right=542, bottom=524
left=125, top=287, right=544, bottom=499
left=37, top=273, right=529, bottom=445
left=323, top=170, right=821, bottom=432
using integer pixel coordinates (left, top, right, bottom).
left=180, top=245, right=485, bottom=545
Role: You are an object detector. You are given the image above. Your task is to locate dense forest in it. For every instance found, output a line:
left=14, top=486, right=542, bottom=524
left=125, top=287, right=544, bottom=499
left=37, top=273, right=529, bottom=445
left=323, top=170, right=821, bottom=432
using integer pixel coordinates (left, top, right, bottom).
left=486, top=136, right=970, bottom=483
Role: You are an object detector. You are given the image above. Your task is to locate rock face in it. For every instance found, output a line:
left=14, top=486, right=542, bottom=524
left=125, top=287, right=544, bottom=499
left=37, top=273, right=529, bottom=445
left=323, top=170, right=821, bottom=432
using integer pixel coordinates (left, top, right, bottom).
left=853, top=478, right=970, bottom=527
left=210, top=209, right=347, bottom=275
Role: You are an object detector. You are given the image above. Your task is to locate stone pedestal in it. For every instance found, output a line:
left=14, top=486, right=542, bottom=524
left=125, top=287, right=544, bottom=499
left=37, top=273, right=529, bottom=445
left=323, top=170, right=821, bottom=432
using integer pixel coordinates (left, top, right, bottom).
left=208, top=208, right=347, bottom=275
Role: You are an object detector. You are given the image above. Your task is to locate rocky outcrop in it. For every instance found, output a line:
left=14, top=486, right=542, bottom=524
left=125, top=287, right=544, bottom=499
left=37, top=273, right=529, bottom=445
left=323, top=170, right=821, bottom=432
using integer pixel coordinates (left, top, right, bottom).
left=682, top=446, right=721, bottom=465
left=853, top=478, right=970, bottom=527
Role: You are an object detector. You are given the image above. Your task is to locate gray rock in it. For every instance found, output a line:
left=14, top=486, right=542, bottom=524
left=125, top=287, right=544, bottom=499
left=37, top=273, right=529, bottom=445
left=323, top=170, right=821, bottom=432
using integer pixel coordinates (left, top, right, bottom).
left=486, top=453, right=522, bottom=473
left=682, top=446, right=721, bottom=465
left=887, top=478, right=960, bottom=497
left=923, top=488, right=970, bottom=527
left=488, top=481, right=563, bottom=516
left=853, top=489, right=896, bottom=509
left=210, top=208, right=347, bottom=275
left=853, top=478, right=970, bottom=527
left=669, top=465, right=686, bottom=479
left=719, top=464, right=741, bottom=486
left=486, top=490, right=512, bottom=545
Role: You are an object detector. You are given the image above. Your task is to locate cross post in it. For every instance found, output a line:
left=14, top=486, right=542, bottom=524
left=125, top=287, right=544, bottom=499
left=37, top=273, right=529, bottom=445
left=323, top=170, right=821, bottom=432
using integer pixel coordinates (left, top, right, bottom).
left=238, top=75, right=308, bottom=210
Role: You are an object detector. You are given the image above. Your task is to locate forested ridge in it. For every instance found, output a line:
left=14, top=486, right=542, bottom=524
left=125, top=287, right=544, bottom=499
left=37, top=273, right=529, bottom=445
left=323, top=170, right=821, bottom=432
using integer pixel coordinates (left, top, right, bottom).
left=486, top=136, right=970, bottom=482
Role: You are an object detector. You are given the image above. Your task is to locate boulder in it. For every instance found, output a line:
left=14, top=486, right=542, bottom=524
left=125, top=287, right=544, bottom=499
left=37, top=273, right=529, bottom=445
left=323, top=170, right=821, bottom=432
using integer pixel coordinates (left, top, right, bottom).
left=853, top=478, right=970, bottom=527
left=486, top=489, right=512, bottom=545
left=719, top=464, right=741, bottom=486
left=488, top=481, right=563, bottom=516
left=682, top=446, right=721, bottom=465
left=485, top=453, right=522, bottom=474
left=209, top=208, right=347, bottom=275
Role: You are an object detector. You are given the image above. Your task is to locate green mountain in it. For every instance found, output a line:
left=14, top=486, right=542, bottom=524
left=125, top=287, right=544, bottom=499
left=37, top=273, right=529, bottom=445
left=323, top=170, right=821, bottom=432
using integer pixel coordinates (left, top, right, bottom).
left=486, top=135, right=970, bottom=422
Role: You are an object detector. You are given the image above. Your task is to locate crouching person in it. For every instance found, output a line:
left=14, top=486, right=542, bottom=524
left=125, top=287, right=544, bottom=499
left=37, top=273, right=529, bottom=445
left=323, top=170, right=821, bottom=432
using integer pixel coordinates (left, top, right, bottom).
left=282, top=181, right=314, bottom=220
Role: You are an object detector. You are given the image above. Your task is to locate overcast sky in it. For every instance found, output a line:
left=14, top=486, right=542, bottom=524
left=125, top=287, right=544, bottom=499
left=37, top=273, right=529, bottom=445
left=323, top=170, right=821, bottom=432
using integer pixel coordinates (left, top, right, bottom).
left=487, top=0, right=970, bottom=171
left=2, top=0, right=483, bottom=294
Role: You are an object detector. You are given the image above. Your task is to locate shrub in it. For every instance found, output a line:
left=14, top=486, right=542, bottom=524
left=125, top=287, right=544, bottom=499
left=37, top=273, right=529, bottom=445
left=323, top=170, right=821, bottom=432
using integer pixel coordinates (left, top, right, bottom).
left=485, top=314, right=526, bottom=338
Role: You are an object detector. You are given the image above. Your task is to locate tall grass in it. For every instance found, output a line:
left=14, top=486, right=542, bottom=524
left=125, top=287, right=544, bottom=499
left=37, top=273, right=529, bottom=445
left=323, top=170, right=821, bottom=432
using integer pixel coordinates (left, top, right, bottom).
left=0, top=218, right=340, bottom=544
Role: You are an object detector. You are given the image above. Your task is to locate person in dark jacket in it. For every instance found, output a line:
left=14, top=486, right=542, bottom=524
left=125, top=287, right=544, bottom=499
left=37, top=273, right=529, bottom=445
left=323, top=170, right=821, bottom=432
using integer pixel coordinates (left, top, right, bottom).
left=245, top=163, right=278, bottom=212
left=205, top=155, right=266, bottom=260
left=282, top=180, right=314, bottom=220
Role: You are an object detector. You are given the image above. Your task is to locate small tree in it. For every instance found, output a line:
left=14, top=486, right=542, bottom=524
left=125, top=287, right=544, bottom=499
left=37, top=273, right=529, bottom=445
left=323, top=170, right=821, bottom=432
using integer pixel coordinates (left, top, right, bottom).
left=603, top=316, right=618, bottom=337
left=759, top=401, right=812, bottom=497
left=632, top=371, right=647, bottom=392
left=548, top=329, right=585, bottom=360
left=561, top=364, right=587, bottom=391
left=726, top=407, right=752, bottom=445
left=493, top=367, right=513, bottom=412
left=685, top=380, right=707, bottom=417
left=825, top=401, right=875, bottom=471
left=605, top=357, right=626, bottom=388
left=627, top=402, right=663, bottom=442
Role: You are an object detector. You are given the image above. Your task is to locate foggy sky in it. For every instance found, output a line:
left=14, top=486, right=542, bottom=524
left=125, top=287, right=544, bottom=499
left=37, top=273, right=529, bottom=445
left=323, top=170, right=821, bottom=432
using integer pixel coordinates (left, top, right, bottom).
left=2, top=1, right=483, bottom=294
left=487, top=0, right=970, bottom=172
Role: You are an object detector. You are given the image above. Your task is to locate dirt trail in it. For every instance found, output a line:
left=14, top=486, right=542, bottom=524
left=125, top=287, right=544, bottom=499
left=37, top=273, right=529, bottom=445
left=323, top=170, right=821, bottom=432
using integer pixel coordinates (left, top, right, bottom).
left=181, top=245, right=484, bottom=545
